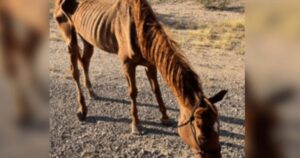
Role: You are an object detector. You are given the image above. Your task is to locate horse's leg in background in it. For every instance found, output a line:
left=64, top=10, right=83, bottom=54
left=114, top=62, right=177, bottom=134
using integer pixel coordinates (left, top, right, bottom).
left=21, top=28, right=48, bottom=100
left=0, top=11, right=32, bottom=125
left=121, top=62, right=140, bottom=134
left=145, top=65, right=171, bottom=125
left=78, top=37, right=96, bottom=99
left=64, top=31, right=87, bottom=121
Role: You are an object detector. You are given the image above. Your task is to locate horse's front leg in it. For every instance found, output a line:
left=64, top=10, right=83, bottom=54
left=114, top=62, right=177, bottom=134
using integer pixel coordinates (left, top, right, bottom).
left=121, top=61, right=140, bottom=134
left=68, top=42, right=87, bottom=121
left=145, top=65, right=172, bottom=125
left=78, top=37, right=96, bottom=99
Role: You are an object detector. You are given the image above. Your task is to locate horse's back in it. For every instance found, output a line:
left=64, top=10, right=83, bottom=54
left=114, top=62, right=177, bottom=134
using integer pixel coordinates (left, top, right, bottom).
left=71, top=0, right=120, bottom=53
left=56, top=0, right=145, bottom=62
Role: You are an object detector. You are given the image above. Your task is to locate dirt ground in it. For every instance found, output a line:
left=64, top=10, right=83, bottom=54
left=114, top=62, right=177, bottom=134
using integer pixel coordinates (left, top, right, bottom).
left=50, top=1, right=245, bottom=157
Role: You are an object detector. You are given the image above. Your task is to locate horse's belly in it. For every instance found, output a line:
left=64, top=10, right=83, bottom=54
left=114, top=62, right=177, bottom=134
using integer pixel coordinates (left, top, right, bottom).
left=94, top=33, right=118, bottom=54
left=76, top=27, right=118, bottom=54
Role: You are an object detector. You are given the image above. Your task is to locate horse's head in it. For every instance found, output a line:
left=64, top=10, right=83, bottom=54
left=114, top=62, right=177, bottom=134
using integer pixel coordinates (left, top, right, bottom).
left=178, top=90, right=227, bottom=158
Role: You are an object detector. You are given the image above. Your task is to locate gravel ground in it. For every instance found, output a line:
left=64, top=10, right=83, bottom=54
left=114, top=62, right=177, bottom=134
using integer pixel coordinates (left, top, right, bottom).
left=50, top=1, right=245, bottom=157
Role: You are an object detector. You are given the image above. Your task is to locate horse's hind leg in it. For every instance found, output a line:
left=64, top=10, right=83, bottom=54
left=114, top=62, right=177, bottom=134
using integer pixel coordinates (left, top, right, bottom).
left=145, top=65, right=171, bottom=125
left=78, top=37, right=96, bottom=99
left=121, top=62, right=140, bottom=134
left=68, top=38, right=88, bottom=121
left=68, top=45, right=88, bottom=121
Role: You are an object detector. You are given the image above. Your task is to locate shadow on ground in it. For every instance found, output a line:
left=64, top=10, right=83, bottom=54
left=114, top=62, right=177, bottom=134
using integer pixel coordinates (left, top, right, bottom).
left=85, top=115, right=178, bottom=136
left=155, top=5, right=244, bottom=29
left=85, top=114, right=244, bottom=149
left=85, top=115, right=244, bottom=140
left=94, top=96, right=245, bottom=126
left=220, top=142, right=244, bottom=150
left=88, top=95, right=245, bottom=140
left=156, top=13, right=199, bottom=29
left=94, top=96, right=179, bottom=112
left=206, top=6, right=244, bottom=13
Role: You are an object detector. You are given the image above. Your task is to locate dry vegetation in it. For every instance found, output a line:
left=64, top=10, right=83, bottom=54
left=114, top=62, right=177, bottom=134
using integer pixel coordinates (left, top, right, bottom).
left=152, top=0, right=245, bottom=55
left=173, top=18, right=245, bottom=55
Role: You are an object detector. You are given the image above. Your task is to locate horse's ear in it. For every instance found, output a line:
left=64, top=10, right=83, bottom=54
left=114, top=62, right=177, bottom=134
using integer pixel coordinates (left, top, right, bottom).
left=209, top=90, right=228, bottom=104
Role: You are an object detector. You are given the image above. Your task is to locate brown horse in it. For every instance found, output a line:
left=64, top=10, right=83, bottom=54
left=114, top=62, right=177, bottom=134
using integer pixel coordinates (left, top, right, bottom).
left=54, top=0, right=227, bottom=157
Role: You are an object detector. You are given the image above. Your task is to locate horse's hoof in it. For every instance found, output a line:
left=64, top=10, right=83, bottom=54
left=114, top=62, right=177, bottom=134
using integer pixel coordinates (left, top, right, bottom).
left=131, top=125, right=142, bottom=135
left=88, top=90, right=97, bottom=99
left=131, top=130, right=141, bottom=135
left=77, top=111, right=87, bottom=121
left=161, top=118, right=173, bottom=126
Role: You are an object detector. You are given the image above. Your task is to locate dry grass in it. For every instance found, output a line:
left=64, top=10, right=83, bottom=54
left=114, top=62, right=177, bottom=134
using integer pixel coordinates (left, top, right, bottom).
left=170, top=18, right=245, bottom=55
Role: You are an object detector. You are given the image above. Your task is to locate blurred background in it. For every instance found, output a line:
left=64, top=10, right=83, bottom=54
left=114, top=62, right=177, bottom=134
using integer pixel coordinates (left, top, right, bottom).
left=0, top=0, right=48, bottom=157
left=247, top=0, right=300, bottom=157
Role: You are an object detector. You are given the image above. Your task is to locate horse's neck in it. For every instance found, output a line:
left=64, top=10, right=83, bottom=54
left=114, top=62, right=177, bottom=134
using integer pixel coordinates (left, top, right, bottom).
left=159, top=52, right=202, bottom=110
left=142, top=34, right=203, bottom=110
left=129, top=0, right=203, bottom=108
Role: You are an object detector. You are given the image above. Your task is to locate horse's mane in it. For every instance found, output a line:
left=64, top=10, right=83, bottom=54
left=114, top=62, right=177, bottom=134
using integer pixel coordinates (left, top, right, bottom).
left=129, top=0, right=204, bottom=107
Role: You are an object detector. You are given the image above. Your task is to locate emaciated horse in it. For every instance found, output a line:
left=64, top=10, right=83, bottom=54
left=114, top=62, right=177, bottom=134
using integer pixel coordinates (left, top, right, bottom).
left=54, top=0, right=227, bottom=157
